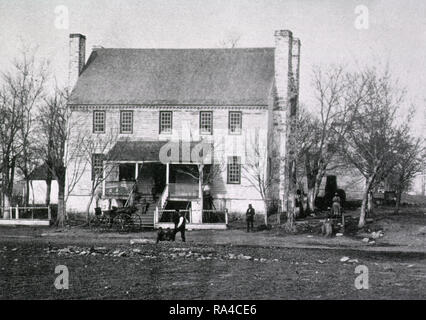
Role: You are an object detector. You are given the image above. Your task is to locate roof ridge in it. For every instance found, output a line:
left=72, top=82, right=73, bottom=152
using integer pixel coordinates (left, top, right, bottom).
left=96, top=47, right=275, bottom=51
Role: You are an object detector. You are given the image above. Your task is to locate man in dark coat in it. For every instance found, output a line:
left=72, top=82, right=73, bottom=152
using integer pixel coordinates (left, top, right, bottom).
left=173, top=210, right=188, bottom=242
left=246, top=204, right=255, bottom=232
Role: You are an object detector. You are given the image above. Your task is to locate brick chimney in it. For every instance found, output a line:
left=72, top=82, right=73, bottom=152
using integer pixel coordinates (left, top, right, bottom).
left=268, top=30, right=301, bottom=214
left=291, top=38, right=301, bottom=95
left=271, top=30, right=293, bottom=209
left=68, top=33, right=86, bottom=90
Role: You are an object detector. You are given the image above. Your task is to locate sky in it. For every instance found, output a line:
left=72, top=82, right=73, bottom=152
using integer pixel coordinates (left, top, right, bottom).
left=0, top=0, right=425, bottom=134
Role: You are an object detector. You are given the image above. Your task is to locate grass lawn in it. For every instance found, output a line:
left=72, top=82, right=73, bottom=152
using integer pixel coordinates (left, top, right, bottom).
left=1, top=205, right=425, bottom=300
left=1, top=239, right=425, bottom=299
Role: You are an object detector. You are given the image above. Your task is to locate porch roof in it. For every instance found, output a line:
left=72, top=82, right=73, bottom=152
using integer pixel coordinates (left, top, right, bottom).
left=107, top=140, right=207, bottom=162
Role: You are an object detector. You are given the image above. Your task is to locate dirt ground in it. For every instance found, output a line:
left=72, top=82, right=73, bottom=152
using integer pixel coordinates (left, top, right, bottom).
left=0, top=206, right=425, bottom=300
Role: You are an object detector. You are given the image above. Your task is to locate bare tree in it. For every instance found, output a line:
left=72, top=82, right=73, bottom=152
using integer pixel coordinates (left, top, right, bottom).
left=297, top=67, right=350, bottom=213
left=0, top=49, right=47, bottom=215
left=13, top=52, right=49, bottom=206
left=242, top=130, right=273, bottom=226
left=217, top=32, right=241, bottom=48
left=391, top=134, right=424, bottom=213
left=336, top=67, right=407, bottom=227
left=77, top=128, right=125, bottom=222
left=38, top=86, right=87, bottom=227
left=0, top=84, right=21, bottom=216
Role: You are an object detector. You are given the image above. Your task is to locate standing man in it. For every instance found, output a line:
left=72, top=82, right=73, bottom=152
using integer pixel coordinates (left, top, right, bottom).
left=332, top=192, right=341, bottom=217
left=174, top=210, right=188, bottom=242
left=246, top=204, right=255, bottom=232
left=171, top=209, right=180, bottom=241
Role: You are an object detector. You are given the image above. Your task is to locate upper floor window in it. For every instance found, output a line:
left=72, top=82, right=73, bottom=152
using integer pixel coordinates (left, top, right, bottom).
left=93, top=111, right=105, bottom=133
left=92, top=153, right=104, bottom=180
left=229, top=111, right=242, bottom=134
left=200, top=111, right=213, bottom=135
left=120, top=110, right=133, bottom=134
left=227, top=156, right=241, bottom=184
left=159, top=111, right=173, bottom=134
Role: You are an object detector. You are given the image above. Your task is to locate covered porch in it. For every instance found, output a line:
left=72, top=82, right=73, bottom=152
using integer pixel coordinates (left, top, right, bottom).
left=102, top=140, right=227, bottom=229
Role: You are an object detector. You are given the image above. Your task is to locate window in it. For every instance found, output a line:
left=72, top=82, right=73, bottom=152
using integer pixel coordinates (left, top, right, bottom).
left=120, top=111, right=133, bottom=134
left=92, top=154, right=104, bottom=180
left=200, top=111, right=213, bottom=134
left=119, top=163, right=136, bottom=181
left=229, top=111, right=242, bottom=134
left=227, top=156, right=241, bottom=184
left=93, top=111, right=105, bottom=133
left=159, top=111, right=172, bottom=134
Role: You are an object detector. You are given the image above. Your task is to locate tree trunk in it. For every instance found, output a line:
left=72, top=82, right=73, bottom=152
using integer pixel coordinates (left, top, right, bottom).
left=359, top=178, right=373, bottom=228
left=367, top=191, right=374, bottom=216
left=285, top=160, right=297, bottom=232
left=263, top=202, right=268, bottom=226
left=285, top=194, right=296, bottom=232
left=24, top=178, right=30, bottom=206
left=86, top=192, right=96, bottom=223
left=3, top=194, right=11, bottom=219
left=395, top=189, right=402, bottom=214
left=56, top=177, right=66, bottom=228
left=2, top=161, right=12, bottom=218
left=45, top=178, right=52, bottom=206
left=307, top=187, right=316, bottom=213
left=30, top=181, right=35, bottom=206
left=276, top=200, right=281, bottom=225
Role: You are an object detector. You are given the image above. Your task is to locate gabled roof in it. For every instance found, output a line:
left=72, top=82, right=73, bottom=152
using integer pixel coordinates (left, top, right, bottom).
left=68, top=48, right=275, bottom=106
left=28, top=164, right=56, bottom=181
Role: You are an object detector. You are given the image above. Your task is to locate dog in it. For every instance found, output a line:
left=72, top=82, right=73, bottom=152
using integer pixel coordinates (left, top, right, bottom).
left=156, top=227, right=174, bottom=243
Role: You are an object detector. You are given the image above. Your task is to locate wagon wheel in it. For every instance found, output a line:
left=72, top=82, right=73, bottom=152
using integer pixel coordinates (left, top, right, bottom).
left=99, top=216, right=112, bottom=232
left=132, top=213, right=142, bottom=231
left=111, top=214, right=125, bottom=232
left=89, top=216, right=99, bottom=230
left=112, top=213, right=133, bottom=232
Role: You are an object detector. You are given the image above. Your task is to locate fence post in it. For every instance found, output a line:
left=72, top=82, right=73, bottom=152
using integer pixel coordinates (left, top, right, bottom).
left=15, top=205, right=19, bottom=220
left=9, top=207, right=12, bottom=219
left=48, top=205, right=51, bottom=221
left=225, top=209, right=228, bottom=225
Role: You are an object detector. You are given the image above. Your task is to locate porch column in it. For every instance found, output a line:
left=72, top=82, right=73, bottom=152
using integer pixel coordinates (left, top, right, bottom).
left=199, top=164, right=204, bottom=220
left=135, top=163, right=139, bottom=180
left=102, top=162, right=106, bottom=197
left=166, top=163, right=170, bottom=185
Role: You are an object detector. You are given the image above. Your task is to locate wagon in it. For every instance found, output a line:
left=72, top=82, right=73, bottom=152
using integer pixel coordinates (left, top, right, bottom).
left=90, top=206, right=142, bottom=232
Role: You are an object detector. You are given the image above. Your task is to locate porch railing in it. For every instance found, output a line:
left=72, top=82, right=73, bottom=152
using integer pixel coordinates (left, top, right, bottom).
left=168, top=183, right=199, bottom=198
left=104, top=181, right=134, bottom=197
left=0, top=206, right=51, bottom=220
left=158, top=209, right=192, bottom=224
left=202, top=210, right=227, bottom=224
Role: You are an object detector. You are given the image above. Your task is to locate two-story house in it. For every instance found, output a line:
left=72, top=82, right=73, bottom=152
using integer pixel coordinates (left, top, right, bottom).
left=65, top=30, right=300, bottom=229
